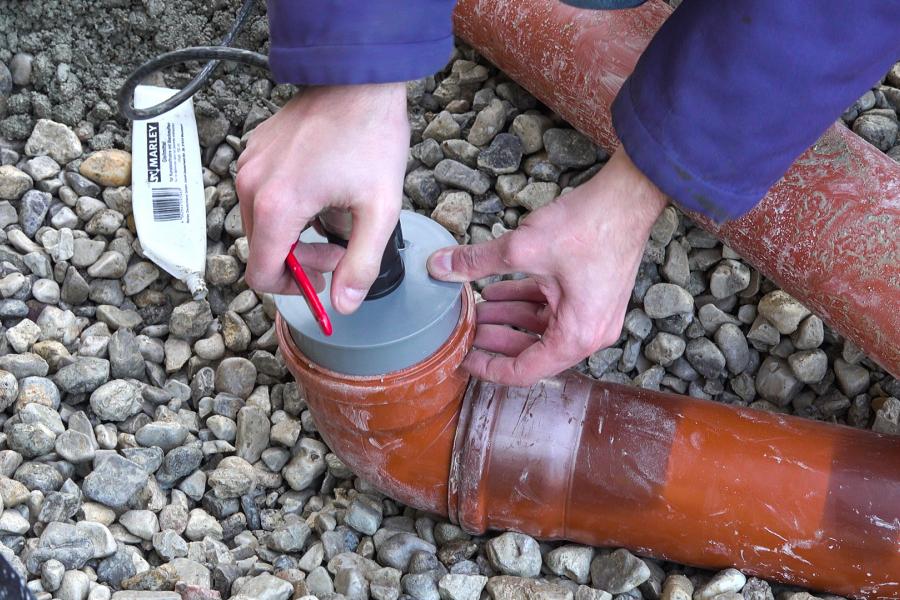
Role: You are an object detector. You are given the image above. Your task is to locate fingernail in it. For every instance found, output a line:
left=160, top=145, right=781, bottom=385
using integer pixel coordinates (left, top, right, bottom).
left=429, top=250, right=452, bottom=278
left=341, top=287, right=366, bottom=311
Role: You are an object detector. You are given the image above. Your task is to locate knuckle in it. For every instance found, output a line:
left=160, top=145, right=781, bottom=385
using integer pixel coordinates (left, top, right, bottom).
left=503, top=233, right=535, bottom=269
left=235, top=166, right=260, bottom=200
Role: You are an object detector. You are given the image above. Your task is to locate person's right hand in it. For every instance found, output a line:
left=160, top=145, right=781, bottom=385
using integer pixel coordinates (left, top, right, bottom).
left=236, top=83, right=409, bottom=314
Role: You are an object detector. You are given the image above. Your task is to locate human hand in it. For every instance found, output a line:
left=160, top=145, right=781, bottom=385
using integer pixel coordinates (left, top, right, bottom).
left=236, top=83, right=409, bottom=314
left=427, top=146, right=668, bottom=386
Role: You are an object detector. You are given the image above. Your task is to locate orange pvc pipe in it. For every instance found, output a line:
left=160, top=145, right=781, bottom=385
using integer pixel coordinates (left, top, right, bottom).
left=277, top=306, right=900, bottom=599
left=453, top=0, right=900, bottom=377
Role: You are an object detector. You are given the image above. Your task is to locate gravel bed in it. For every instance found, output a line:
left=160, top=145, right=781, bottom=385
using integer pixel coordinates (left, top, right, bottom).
left=0, top=3, right=899, bottom=600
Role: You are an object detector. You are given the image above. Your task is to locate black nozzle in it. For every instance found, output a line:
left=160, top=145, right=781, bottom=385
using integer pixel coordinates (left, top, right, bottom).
left=322, top=219, right=405, bottom=300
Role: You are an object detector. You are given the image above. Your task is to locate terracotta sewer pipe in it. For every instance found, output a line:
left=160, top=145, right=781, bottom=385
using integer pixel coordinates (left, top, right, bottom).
left=276, top=0, right=900, bottom=597
left=453, top=0, right=900, bottom=378
left=277, top=299, right=900, bottom=599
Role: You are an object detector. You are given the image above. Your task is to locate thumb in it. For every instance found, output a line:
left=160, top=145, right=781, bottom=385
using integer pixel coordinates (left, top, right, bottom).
left=330, top=202, right=400, bottom=314
left=427, top=234, right=518, bottom=283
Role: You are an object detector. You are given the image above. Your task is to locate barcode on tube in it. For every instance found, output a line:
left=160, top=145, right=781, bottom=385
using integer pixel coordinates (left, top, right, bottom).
left=151, top=187, right=184, bottom=222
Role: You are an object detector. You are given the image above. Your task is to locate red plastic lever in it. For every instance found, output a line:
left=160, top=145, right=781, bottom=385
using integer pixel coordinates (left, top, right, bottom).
left=285, top=242, right=333, bottom=336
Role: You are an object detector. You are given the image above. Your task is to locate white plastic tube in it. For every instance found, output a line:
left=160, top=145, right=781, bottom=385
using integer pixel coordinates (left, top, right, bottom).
left=131, top=85, right=208, bottom=299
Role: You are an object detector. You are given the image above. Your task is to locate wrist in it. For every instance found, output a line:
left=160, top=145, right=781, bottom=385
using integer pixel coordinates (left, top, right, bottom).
left=579, top=144, right=668, bottom=233
left=301, top=83, right=407, bottom=118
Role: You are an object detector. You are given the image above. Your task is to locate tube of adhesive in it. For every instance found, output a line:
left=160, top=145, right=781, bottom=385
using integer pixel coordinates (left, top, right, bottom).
left=130, top=85, right=208, bottom=299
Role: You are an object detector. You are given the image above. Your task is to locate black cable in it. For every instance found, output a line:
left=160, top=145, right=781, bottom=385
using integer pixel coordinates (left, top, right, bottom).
left=117, top=0, right=268, bottom=121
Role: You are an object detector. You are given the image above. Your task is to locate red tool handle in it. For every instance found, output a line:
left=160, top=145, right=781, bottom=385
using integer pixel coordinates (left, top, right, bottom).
left=285, top=242, right=333, bottom=336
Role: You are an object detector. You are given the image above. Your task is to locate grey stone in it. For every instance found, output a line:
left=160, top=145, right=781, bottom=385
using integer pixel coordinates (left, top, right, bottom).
left=685, top=337, right=727, bottom=379
left=423, top=111, right=461, bottom=143
left=0, top=370, right=17, bottom=411
left=215, top=357, right=257, bottom=399
left=434, top=159, right=491, bottom=195
left=412, top=138, right=445, bottom=168
left=25, top=119, right=83, bottom=164
left=543, top=129, right=596, bottom=169
left=709, top=260, right=750, bottom=298
left=237, top=573, right=293, bottom=600
left=8, top=422, right=56, bottom=457
left=18, top=189, right=50, bottom=236
left=185, top=508, right=222, bottom=541
left=153, top=529, right=188, bottom=561
left=82, top=454, right=148, bottom=508
left=345, top=494, right=384, bottom=535
left=546, top=545, right=593, bottom=585
left=853, top=111, right=898, bottom=150
left=755, top=356, right=802, bottom=406
left=787, top=349, right=828, bottom=384
left=0, top=352, right=48, bottom=378
left=834, top=358, right=870, bottom=397
left=41, top=558, right=65, bottom=592
left=643, top=283, right=694, bottom=319
left=36, top=306, right=79, bottom=344
left=119, top=509, right=159, bottom=540
left=590, top=549, right=650, bottom=594
left=468, top=99, right=506, bottom=146
left=169, top=301, right=213, bottom=340
left=693, top=569, right=746, bottom=600
left=109, top=328, right=145, bottom=380
left=791, top=315, right=823, bottom=350
left=135, top=421, right=188, bottom=451
left=23, top=155, right=60, bottom=181
left=439, top=574, right=488, bottom=600
left=714, top=323, right=750, bottom=374
left=485, top=532, right=541, bottom=578
left=66, top=171, right=101, bottom=196
left=661, top=241, right=689, bottom=287
left=96, top=305, right=142, bottom=330
left=269, top=519, right=313, bottom=553
left=283, top=437, right=328, bottom=491
left=514, top=181, right=560, bottom=211
left=0, top=165, right=32, bottom=200
left=90, top=379, right=141, bottom=421
left=747, top=316, right=780, bottom=347
left=477, top=134, right=523, bottom=175
left=486, top=576, right=572, bottom=600
left=757, top=291, right=810, bottom=334
left=378, top=533, right=437, bottom=571
left=644, top=333, right=685, bottom=367
left=872, top=397, right=900, bottom=435
left=55, top=430, right=95, bottom=463
left=405, top=168, right=442, bottom=210
left=432, top=191, right=473, bottom=236
left=157, top=445, right=203, bottom=488
left=511, top=113, right=551, bottom=154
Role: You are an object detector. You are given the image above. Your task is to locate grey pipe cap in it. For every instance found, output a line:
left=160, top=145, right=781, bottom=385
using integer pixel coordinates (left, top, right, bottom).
left=275, top=211, right=463, bottom=376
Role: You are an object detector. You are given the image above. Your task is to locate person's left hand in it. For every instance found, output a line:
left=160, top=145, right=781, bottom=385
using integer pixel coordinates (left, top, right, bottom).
left=427, top=146, right=667, bottom=386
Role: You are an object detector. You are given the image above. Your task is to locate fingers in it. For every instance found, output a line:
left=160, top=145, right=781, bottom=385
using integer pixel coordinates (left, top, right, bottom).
left=476, top=301, right=549, bottom=334
left=472, top=324, right=538, bottom=356
left=330, top=200, right=401, bottom=314
left=245, top=188, right=319, bottom=293
left=463, top=338, right=565, bottom=387
left=427, top=234, right=523, bottom=283
left=481, top=278, right=546, bottom=303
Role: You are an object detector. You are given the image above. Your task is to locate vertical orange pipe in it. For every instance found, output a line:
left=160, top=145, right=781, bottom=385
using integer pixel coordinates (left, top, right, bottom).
left=453, top=0, right=900, bottom=377
left=276, top=285, right=476, bottom=514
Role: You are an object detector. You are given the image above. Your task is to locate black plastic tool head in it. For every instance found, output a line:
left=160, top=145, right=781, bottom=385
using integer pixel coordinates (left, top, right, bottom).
left=321, top=218, right=405, bottom=300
